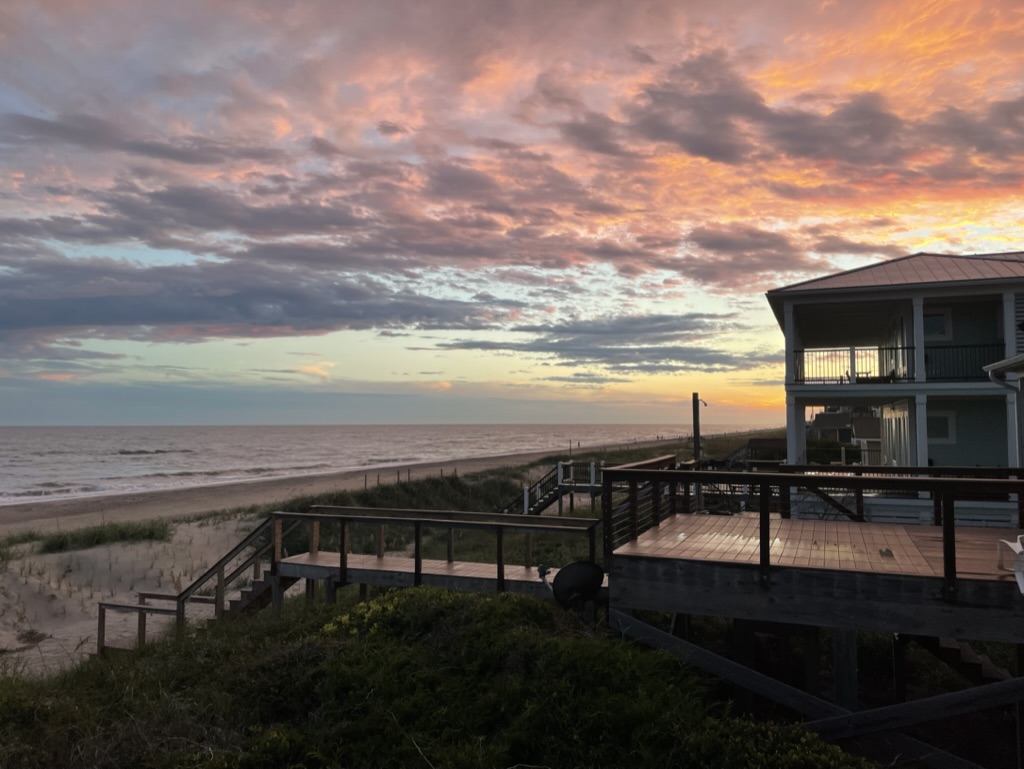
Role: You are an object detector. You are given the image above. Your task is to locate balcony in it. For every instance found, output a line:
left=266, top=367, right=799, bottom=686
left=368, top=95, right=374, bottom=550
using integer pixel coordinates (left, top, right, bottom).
left=793, top=344, right=1004, bottom=385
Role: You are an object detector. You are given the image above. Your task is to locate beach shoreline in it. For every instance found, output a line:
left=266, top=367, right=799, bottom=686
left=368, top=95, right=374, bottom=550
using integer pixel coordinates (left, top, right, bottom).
left=0, top=437, right=683, bottom=537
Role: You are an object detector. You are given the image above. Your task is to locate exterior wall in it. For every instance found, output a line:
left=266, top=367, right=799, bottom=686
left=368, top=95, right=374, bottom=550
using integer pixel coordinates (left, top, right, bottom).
left=926, top=395, right=1009, bottom=466
left=922, top=298, right=1000, bottom=346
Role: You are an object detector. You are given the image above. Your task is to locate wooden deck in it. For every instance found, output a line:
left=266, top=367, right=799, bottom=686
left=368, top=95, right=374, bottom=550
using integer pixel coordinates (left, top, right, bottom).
left=278, top=551, right=558, bottom=598
left=615, top=513, right=1021, bottom=582
left=610, top=512, right=1024, bottom=643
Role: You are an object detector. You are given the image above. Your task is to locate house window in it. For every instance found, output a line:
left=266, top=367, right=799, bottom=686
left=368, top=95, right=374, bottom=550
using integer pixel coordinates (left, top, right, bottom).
left=923, top=308, right=952, bottom=341
left=927, top=411, right=956, bottom=444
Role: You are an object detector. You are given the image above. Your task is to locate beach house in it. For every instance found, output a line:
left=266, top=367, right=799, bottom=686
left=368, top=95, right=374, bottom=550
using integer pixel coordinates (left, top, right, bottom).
left=766, top=252, right=1024, bottom=469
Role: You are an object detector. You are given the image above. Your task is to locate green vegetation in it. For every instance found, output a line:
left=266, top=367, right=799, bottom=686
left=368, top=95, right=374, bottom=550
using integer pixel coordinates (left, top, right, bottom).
left=36, top=519, right=172, bottom=553
left=0, top=589, right=871, bottom=769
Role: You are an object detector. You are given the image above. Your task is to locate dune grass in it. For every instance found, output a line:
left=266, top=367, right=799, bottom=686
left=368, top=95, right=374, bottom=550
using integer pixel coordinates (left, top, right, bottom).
left=0, top=588, right=872, bottom=769
left=36, top=520, right=172, bottom=554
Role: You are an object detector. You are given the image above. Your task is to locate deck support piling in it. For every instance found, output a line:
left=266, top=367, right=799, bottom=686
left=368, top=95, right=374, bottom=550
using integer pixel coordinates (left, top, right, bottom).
left=833, top=628, right=858, bottom=710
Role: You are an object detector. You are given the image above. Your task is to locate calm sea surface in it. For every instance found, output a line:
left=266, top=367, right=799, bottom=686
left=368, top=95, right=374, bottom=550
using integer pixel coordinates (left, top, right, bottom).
left=0, top=424, right=738, bottom=505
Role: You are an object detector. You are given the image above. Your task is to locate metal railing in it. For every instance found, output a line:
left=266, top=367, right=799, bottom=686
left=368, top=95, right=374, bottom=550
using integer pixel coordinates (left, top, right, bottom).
left=795, top=346, right=913, bottom=384
left=924, top=344, right=1005, bottom=381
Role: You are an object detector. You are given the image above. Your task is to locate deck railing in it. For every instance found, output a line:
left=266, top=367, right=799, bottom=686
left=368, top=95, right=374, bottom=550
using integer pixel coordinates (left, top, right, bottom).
left=602, top=466, right=1024, bottom=602
left=924, top=344, right=1005, bottom=381
left=795, top=346, right=914, bottom=384
left=795, top=343, right=1005, bottom=384
left=270, top=506, right=601, bottom=599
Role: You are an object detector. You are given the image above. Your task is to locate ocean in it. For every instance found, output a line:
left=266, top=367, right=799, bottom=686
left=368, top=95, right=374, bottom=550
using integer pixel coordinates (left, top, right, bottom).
left=0, top=423, right=738, bottom=505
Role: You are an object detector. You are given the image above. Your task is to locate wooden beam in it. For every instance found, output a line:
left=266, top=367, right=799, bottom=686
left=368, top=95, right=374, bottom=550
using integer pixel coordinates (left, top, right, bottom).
left=609, top=610, right=984, bottom=769
left=806, top=676, right=1024, bottom=740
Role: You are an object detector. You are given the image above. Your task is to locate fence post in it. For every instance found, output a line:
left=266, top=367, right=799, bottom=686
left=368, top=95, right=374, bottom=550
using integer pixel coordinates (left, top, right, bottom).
left=137, top=611, right=147, bottom=648
left=447, top=528, right=455, bottom=563
left=602, top=475, right=614, bottom=565
left=310, top=520, right=320, bottom=556
left=651, top=479, right=662, bottom=526
left=272, top=518, right=283, bottom=571
left=377, top=524, right=386, bottom=558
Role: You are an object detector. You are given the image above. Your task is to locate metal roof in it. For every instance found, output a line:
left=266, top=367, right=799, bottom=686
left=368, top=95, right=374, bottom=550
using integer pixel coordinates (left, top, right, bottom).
left=769, top=252, right=1024, bottom=296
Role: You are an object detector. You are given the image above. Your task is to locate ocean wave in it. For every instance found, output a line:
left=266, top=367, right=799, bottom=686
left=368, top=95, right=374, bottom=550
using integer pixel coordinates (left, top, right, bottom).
left=5, top=484, right=101, bottom=499
left=360, top=457, right=422, bottom=466
left=115, top=449, right=195, bottom=456
left=136, top=463, right=333, bottom=480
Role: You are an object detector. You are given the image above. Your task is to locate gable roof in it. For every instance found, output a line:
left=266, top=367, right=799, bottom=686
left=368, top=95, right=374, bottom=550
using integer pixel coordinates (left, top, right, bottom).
left=768, top=252, right=1024, bottom=296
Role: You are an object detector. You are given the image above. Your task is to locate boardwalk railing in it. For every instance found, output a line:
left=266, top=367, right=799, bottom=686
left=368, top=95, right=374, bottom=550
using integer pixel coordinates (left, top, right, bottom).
left=97, top=518, right=302, bottom=653
left=602, top=466, right=1024, bottom=600
left=268, top=506, right=601, bottom=600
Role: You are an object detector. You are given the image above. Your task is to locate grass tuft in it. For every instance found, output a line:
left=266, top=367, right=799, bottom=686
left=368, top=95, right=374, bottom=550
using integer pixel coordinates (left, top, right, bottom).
left=37, top=520, right=172, bottom=554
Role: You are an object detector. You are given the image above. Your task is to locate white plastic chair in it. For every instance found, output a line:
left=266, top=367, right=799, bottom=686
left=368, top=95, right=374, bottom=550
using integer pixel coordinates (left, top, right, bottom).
left=998, top=534, right=1024, bottom=594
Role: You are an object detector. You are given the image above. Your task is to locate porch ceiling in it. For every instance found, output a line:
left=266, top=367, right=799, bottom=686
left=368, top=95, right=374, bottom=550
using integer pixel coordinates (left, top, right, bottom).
left=793, top=299, right=904, bottom=347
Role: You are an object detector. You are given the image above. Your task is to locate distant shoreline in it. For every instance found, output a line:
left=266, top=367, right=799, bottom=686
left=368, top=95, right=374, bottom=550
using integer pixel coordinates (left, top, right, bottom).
left=0, top=436, right=686, bottom=537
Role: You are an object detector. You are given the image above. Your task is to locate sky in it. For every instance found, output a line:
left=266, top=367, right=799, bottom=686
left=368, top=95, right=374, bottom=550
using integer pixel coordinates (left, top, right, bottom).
left=2, top=1, right=1024, bottom=426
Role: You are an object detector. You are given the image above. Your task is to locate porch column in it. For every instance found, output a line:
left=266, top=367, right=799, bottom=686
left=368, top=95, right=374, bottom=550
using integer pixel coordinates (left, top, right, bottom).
left=913, top=394, right=929, bottom=467
left=1007, top=391, right=1020, bottom=468
left=912, top=296, right=926, bottom=383
left=786, top=394, right=805, bottom=464
left=1004, top=291, right=1017, bottom=358
left=783, top=302, right=797, bottom=385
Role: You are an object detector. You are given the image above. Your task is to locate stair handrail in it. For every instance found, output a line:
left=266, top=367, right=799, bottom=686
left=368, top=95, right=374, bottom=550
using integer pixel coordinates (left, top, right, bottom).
left=498, top=462, right=563, bottom=515
left=171, top=517, right=304, bottom=624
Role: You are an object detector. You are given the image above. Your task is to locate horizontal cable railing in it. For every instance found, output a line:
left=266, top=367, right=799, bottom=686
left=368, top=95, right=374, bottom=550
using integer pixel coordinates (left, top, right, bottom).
left=602, top=466, right=1024, bottom=600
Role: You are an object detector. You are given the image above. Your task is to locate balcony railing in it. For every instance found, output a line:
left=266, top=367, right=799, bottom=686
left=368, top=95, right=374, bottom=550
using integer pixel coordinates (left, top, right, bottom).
left=795, top=346, right=914, bottom=385
left=925, top=344, right=1005, bottom=381
left=794, top=344, right=1004, bottom=384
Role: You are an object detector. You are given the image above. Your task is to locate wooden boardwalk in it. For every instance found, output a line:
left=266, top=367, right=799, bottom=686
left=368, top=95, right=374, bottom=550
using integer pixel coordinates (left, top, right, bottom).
left=278, top=551, right=559, bottom=598
left=615, top=513, right=1021, bottom=583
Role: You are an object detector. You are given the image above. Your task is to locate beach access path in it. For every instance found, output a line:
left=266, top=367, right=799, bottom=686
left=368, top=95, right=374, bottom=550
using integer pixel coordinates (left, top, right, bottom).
left=0, top=438, right=680, bottom=537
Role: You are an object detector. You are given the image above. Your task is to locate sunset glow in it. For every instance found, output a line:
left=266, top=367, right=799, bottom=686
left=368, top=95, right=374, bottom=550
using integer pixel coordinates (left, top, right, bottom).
left=2, top=0, right=1023, bottom=425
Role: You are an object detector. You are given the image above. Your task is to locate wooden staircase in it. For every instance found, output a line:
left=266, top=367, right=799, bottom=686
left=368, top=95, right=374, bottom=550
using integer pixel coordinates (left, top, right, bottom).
left=907, top=635, right=1012, bottom=685
left=227, top=570, right=299, bottom=614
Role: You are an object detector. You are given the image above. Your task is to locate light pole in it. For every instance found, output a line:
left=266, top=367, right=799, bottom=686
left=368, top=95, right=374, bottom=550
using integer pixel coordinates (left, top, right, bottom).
left=693, top=393, right=708, bottom=510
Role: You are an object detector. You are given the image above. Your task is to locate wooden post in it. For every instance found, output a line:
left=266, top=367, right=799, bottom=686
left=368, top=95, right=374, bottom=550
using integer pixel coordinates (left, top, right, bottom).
left=325, top=578, right=337, bottom=604
left=602, top=477, right=614, bottom=564
left=933, top=494, right=943, bottom=526
left=97, top=605, right=106, bottom=653
left=833, top=628, right=858, bottom=710
left=137, top=611, right=147, bottom=648
left=496, top=526, right=505, bottom=592
left=413, top=521, right=422, bottom=586
left=305, top=578, right=316, bottom=604
left=651, top=480, right=661, bottom=526
left=446, top=528, right=455, bottom=563
left=942, top=491, right=957, bottom=602
left=215, top=566, right=224, bottom=619
left=338, top=521, right=348, bottom=587
left=272, top=518, right=283, bottom=569
left=252, top=555, right=262, bottom=581
left=271, top=576, right=283, bottom=614
left=310, top=520, right=320, bottom=556
left=525, top=532, right=533, bottom=568
left=628, top=479, right=639, bottom=541
left=759, top=481, right=771, bottom=590
left=377, top=524, right=386, bottom=558
left=669, top=480, right=677, bottom=517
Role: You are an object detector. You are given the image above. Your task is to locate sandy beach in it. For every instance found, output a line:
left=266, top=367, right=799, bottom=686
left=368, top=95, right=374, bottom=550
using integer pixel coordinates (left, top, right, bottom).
left=0, top=437, right=682, bottom=537
left=0, top=437, right=685, bottom=672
